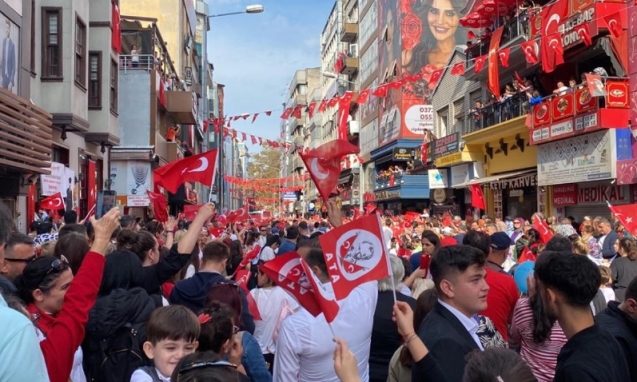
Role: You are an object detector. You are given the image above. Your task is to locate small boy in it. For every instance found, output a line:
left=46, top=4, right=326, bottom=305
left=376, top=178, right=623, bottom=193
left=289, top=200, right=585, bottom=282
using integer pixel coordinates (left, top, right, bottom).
left=599, top=265, right=616, bottom=303
left=130, top=305, right=200, bottom=382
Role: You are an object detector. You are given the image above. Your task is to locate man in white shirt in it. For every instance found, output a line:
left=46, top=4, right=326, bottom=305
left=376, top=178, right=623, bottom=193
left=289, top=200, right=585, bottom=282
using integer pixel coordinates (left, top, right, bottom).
left=274, top=245, right=378, bottom=382
left=382, top=218, right=393, bottom=250
left=257, top=226, right=268, bottom=247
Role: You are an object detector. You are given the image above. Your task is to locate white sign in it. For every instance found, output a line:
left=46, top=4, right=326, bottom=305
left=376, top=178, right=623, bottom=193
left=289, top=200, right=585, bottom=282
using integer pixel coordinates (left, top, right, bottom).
left=537, top=130, right=616, bottom=186
left=127, top=195, right=150, bottom=207
left=405, top=104, right=434, bottom=134
left=428, top=169, right=448, bottom=189
left=110, top=161, right=152, bottom=206
left=450, top=163, right=470, bottom=187
left=40, top=162, right=66, bottom=196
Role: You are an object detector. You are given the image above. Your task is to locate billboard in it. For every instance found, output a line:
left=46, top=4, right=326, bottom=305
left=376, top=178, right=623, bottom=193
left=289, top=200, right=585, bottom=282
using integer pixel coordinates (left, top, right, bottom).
left=378, top=0, right=468, bottom=145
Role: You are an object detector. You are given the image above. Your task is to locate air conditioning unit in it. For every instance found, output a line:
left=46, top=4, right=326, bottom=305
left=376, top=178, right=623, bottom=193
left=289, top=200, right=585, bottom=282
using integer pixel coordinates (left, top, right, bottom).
left=348, top=120, right=360, bottom=135
left=349, top=44, right=358, bottom=58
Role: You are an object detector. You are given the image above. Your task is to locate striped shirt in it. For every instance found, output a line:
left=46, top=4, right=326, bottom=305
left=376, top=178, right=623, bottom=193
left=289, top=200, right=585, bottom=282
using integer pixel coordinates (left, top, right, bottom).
left=510, top=298, right=567, bottom=382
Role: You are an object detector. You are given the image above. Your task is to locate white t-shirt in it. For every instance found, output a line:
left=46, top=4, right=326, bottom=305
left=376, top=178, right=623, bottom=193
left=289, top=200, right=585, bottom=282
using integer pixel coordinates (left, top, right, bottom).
left=600, top=287, right=616, bottom=303
left=260, top=246, right=276, bottom=262
left=382, top=226, right=393, bottom=249
left=250, top=286, right=299, bottom=354
left=130, top=368, right=171, bottom=382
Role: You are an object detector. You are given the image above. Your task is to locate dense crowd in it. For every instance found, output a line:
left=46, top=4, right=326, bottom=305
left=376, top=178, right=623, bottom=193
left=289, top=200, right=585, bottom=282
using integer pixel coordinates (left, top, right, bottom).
left=0, top=204, right=636, bottom=382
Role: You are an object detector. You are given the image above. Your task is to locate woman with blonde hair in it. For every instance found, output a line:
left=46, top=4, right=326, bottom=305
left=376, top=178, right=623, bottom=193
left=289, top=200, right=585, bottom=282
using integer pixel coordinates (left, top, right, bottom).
left=580, top=220, right=601, bottom=260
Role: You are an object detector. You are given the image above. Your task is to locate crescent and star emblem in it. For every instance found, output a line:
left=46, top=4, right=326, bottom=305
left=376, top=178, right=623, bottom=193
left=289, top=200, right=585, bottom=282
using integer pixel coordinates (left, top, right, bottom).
left=182, top=158, right=208, bottom=174
left=310, top=158, right=329, bottom=180
left=51, top=198, right=62, bottom=208
left=546, top=14, right=561, bottom=34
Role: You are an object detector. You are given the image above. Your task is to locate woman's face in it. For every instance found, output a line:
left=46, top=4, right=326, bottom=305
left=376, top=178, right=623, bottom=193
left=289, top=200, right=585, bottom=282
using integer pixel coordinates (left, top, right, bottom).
left=428, top=0, right=459, bottom=42
left=422, top=238, right=436, bottom=255
left=36, top=269, right=73, bottom=314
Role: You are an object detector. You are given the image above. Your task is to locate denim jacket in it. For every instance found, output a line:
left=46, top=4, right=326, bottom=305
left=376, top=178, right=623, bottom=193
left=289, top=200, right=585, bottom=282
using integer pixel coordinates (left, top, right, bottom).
left=240, top=331, right=272, bottom=382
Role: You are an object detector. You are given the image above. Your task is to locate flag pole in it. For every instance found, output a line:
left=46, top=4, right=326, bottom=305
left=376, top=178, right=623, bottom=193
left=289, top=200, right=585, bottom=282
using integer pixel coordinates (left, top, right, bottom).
left=328, top=322, right=337, bottom=340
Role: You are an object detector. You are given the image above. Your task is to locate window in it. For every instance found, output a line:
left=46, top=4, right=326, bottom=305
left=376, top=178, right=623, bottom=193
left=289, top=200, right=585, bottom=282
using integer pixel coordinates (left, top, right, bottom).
left=42, top=7, right=63, bottom=79
left=52, top=145, right=69, bottom=166
left=359, top=4, right=377, bottom=47
left=436, top=107, right=448, bottom=138
left=30, top=0, right=35, bottom=75
left=88, top=52, right=102, bottom=108
left=453, top=99, right=465, bottom=134
left=75, top=16, right=87, bottom=87
left=110, top=59, right=118, bottom=113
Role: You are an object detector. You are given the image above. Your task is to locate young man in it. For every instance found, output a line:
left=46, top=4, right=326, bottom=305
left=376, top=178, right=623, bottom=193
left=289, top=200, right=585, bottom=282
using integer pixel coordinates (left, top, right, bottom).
left=412, top=245, right=489, bottom=382
left=535, top=252, right=630, bottom=381
left=595, top=276, right=637, bottom=382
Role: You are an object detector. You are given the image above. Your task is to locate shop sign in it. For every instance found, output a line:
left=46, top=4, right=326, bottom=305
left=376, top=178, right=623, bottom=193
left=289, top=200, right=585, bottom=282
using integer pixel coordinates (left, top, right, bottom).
left=576, top=183, right=630, bottom=206
left=433, top=132, right=460, bottom=157
left=374, top=190, right=401, bottom=200
left=283, top=192, right=297, bottom=200
left=127, top=195, right=150, bottom=207
left=489, top=173, right=537, bottom=190
left=450, top=163, right=470, bottom=186
left=605, top=81, right=629, bottom=108
left=530, top=111, right=601, bottom=145
left=393, top=148, right=413, bottom=161
left=537, top=130, right=615, bottom=186
left=435, top=152, right=465, bottom=167
left=529, top=6, right=597, bottom=46
left=532, top=100, right=551, bottom=127
left=553, top=184, right=578, bottom=206
left=552, top=93, right=575, bottom=121
left=428, top=169, right=449, bottom=189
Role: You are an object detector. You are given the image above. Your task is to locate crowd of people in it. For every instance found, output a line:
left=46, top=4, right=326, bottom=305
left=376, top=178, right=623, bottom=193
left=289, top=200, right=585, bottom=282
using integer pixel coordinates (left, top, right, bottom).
left=1, top=203, right=636, bottom=382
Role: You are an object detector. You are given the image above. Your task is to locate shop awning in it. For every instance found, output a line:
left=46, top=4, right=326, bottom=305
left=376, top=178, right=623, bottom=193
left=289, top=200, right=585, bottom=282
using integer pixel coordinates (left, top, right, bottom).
left=452, top=169, right=535, bottom=189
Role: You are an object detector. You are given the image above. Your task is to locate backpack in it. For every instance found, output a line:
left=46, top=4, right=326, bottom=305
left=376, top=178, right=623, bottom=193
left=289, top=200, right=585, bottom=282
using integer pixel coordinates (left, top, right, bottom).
left=94, top=322, right=149, bottom=382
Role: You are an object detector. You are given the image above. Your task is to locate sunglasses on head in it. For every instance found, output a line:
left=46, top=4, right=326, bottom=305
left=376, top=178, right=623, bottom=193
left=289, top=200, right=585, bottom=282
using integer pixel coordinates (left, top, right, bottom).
left=177, top=360, right=237, bottom=381
left=46, top=256, right=69, bottom=276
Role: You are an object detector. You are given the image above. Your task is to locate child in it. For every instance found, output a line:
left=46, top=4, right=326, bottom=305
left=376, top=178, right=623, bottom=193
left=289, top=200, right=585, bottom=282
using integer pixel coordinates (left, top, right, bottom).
left=599, top=265, right=616, bottom=303
left=130, top=305, right=200, bottom=382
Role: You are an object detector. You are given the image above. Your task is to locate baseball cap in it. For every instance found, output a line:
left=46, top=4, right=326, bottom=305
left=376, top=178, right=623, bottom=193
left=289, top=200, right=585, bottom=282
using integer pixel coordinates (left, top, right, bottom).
left=490, top=232, right=511, bottom=250
left=271, top=227, right=279, bottom=234
left=441, top=227, right=453, bottom=235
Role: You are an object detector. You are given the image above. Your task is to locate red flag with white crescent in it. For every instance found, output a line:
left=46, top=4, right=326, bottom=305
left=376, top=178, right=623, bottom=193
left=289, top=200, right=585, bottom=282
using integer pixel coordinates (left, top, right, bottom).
left=147, top=191, right=168, bottom=223
left=300, top=259, right=340, bottom=323
left=532, top=215, right=554, bottom=244
left=40, top=192, right=65, bottom=211
left=608, top=203, right=637, bottom=236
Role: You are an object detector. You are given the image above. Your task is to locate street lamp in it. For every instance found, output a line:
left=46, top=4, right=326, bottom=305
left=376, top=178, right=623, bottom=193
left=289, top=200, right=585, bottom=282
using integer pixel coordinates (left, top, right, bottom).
left=208, top=4, right=264, bottom=209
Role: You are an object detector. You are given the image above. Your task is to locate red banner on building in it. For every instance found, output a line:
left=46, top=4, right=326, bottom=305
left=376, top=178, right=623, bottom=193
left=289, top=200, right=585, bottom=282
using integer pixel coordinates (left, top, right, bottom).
left=487, top=27, right=504, bottom=99
left=87, top=159, right=96, bottom=212
left=553, top=184, right=578, bottom=206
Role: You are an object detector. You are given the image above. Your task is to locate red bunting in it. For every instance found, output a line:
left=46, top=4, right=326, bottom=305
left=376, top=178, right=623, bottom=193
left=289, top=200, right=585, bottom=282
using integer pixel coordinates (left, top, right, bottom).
left=474, top=55, right=487, bottom=73
left=498, top=48, right=510, bottom=67
left=450, top=62, right=465, bottom=75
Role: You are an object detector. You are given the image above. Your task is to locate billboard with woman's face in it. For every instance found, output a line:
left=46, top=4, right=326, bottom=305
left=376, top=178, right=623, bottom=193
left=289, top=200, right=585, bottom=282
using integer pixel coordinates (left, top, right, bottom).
left=378, top=0, right=468, bottom=145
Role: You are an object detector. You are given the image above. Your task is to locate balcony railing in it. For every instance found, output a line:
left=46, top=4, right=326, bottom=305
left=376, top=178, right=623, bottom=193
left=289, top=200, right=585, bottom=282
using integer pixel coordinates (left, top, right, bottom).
left=465, top=92, right=528, bottom=133
left=119, top=54, right=156, bottom=73
left=341, top=18, right=358, bottom=43
left=465, top=10, right=529, bottom=69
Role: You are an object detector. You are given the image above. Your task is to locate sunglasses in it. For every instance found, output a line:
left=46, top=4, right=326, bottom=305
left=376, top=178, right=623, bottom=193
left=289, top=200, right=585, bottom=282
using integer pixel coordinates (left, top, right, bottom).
left=177, top=360, right=237, bottom=381
left=46, top=256, right=69, bottom=276
left=4, top=255, right=37, bottom=264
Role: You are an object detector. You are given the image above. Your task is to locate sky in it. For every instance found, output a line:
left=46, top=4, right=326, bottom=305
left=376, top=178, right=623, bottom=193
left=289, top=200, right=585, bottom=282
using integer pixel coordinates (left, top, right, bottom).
left=206, top=0, right=334, bottom=152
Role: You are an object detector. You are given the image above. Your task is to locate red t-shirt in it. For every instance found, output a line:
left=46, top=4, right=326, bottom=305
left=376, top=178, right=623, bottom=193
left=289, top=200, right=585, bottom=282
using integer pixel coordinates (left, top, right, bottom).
left=481, top=267, right=519, bottom=341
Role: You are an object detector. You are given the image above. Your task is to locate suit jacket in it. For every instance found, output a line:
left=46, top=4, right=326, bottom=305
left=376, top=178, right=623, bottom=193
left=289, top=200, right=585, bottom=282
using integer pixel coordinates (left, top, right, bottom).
left=600, top=231, right=619, bottom=259
left=412, top=302, right=480, bottom=382
left=1, top=37, right=15, bottom=87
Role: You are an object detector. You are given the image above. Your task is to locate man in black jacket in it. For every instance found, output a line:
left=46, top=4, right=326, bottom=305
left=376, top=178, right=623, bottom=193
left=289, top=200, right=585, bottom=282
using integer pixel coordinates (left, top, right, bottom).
left=597, top=218, right=619, bottom=259
left=170, top=240, right=255, bottom=334
left=596, top=276, right=637, bottom=382
left=412, top=245, right=489, bottom=382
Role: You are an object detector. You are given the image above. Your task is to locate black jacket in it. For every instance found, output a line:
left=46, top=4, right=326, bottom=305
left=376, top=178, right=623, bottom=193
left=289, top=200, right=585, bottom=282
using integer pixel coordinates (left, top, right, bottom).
left=412, top=302, right=481, bottom=382
left=596, top=301, right=637, bottom=382
left=170, top=271, right=255, bottom=334
left=0, top=275, right=16, bottom=296
left=600, top=231, right=619, bottom=259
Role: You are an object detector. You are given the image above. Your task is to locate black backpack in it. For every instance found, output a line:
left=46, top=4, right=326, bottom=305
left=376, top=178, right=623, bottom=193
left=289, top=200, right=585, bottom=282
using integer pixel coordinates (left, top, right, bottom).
left=94, top=322, right=149, bottom=382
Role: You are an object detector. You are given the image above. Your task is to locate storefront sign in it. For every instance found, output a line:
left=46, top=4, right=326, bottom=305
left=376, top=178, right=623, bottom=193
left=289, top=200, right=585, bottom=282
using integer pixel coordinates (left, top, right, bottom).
left=374, top=190, right=401, bottom=200
left=537, top=130, right=616, bottom=186
left=489, top=173, right=537, bottom=190
left=530, top=111, right=601, bottom=145
left=605, top=81, right=629, bottom=108
left=393, top=148, right=413, bottom=161
left=552, top=93, right=575, bottom=121
left=127, top=195, right=150, bottom=207
left=435, top=152, right=464, bottom=167
left=575, top=87, right=597, bottom=113
left=532, top=100, right=551, bottom=127
left=428, top=169, right=449, bottom=189
left=450, top=163, right=470, bottom=187
left=576, top=183, right=630, bottom=206
left=110, top=161, right=152, bottom=206
left=433, top=132, right=461, bottom=157
left=553, top=184, right=578, bottom=206
left=40, top=162, right=68, bottom=196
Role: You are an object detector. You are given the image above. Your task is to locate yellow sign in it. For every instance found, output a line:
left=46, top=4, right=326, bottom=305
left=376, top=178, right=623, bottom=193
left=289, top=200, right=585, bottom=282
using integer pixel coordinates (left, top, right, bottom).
left=435, top=152, right=465, bottom=167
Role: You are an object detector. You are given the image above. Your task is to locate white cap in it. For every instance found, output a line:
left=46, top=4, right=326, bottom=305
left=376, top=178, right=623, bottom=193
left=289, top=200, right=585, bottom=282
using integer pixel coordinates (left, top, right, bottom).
left=442, top=227, right=453, bottom=235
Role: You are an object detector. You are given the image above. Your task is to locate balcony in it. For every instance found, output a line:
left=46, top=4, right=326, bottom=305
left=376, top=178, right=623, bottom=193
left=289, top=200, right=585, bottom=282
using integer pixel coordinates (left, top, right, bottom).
left=165, top=91, right=197, bottom=125
left=0, top=88, right=53, bottom=174
left=465, top=92, right=528, bottom=134
left=373, top=174, right=430, bottom=201
left=341, top=19, right=358, bottom=43
left=340, top=57, right=359, bottom=76
left=293, top=92, right=307, bottom=105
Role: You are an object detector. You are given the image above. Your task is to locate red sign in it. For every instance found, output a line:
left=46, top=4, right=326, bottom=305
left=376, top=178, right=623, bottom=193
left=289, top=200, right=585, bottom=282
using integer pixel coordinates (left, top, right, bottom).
left=530, top=111, right=601, bottom=145
left=551, top=93, right=575, bottom=121
left=571, top=0, right=595, bottom=13
left=532, top=100, right=551, bottom=127
left=553, top=184, right=578, bottom=206
left=605, top=80, right=629, bottom=108
left=529, top=9, right=542, bottom=38
left=575, top=87, right=597, bottom=112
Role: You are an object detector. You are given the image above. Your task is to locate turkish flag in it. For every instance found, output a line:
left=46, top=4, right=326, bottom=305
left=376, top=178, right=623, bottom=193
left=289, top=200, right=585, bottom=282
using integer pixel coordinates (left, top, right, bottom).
left=450, top=62, right=465, bottom=75
left=111, top=2, right=121, bottom=53
left=147, top=191, right=168, bottom=223
left=574, top=24, right=592, bottom=46
left=40, top=192, right=65, bottom=211
left=404, top=211, right=420, bottom=223
left=541, top=33, right=564, bottom=73
left=488, top=26, right=504, bottom=99
left=327, top=97, right=340, bottom=108
left=208, top=227, right=225, bottom=238
left=260, top=252, right=323, bottom=318
left=27, top=184, right=36, bottom=222
left=372, top=84, right=389, bottom=97
left=608, top=203, right=637, bottom=236
left=532, top=215, right=554, bottom=244
left=520, top=40, right=539, bottom=64
left=300, top=260, right=340, bottom=323
left=474, top=55, right=487, bottom=73
left=498, top=48, right=510, bottom=67
left=156, top=150, right=217, bottom=193
left=227, top=206, right=249, bottom=224
left=355, top=89, right=371, bottom=104
left=318, top=214, right=390, bottom=300
left=541, top=0, right=568, bottom=36
left=470, top=184, right=486, bottom=210
left=318, top=99, right=328, bottom=112
left=585, top=73, right=606, bottom=97
left=300, top=139, right=360, bottom=201
left=604, top=12, right=623, bottom=39
left=442, top=212, right=452, bottom=227
left=307, top=102, right=317, bottom=118
left=183, top=204, right=202, bottom=222
left=87, top=159, right=96, bottom=213
left=337, top=103, right=350, bottom=140
left=280, top=108, right=293, bottom=119
left=292, top=105, right=303, bottom=119
left=364, top=203, right=377, bottom=215
left=239, top=245, right=262, bottom=268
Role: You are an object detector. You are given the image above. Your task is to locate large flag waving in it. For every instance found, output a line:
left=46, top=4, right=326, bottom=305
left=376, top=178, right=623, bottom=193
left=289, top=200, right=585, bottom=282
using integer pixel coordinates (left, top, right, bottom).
left=147, top=190, right=168, bottom=223
left=608, top=203, right=637, bottom=236
left=300, top=259, right=340, bottom=323
left=40, top=192, right=65, bottom=211
left=532, top=215, right=554, bottom=244
left=155, top=150, right=218, bottom=193
left=319, top=214, right=390, bottom=300
left=300, top=140, right=360, bottom=201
